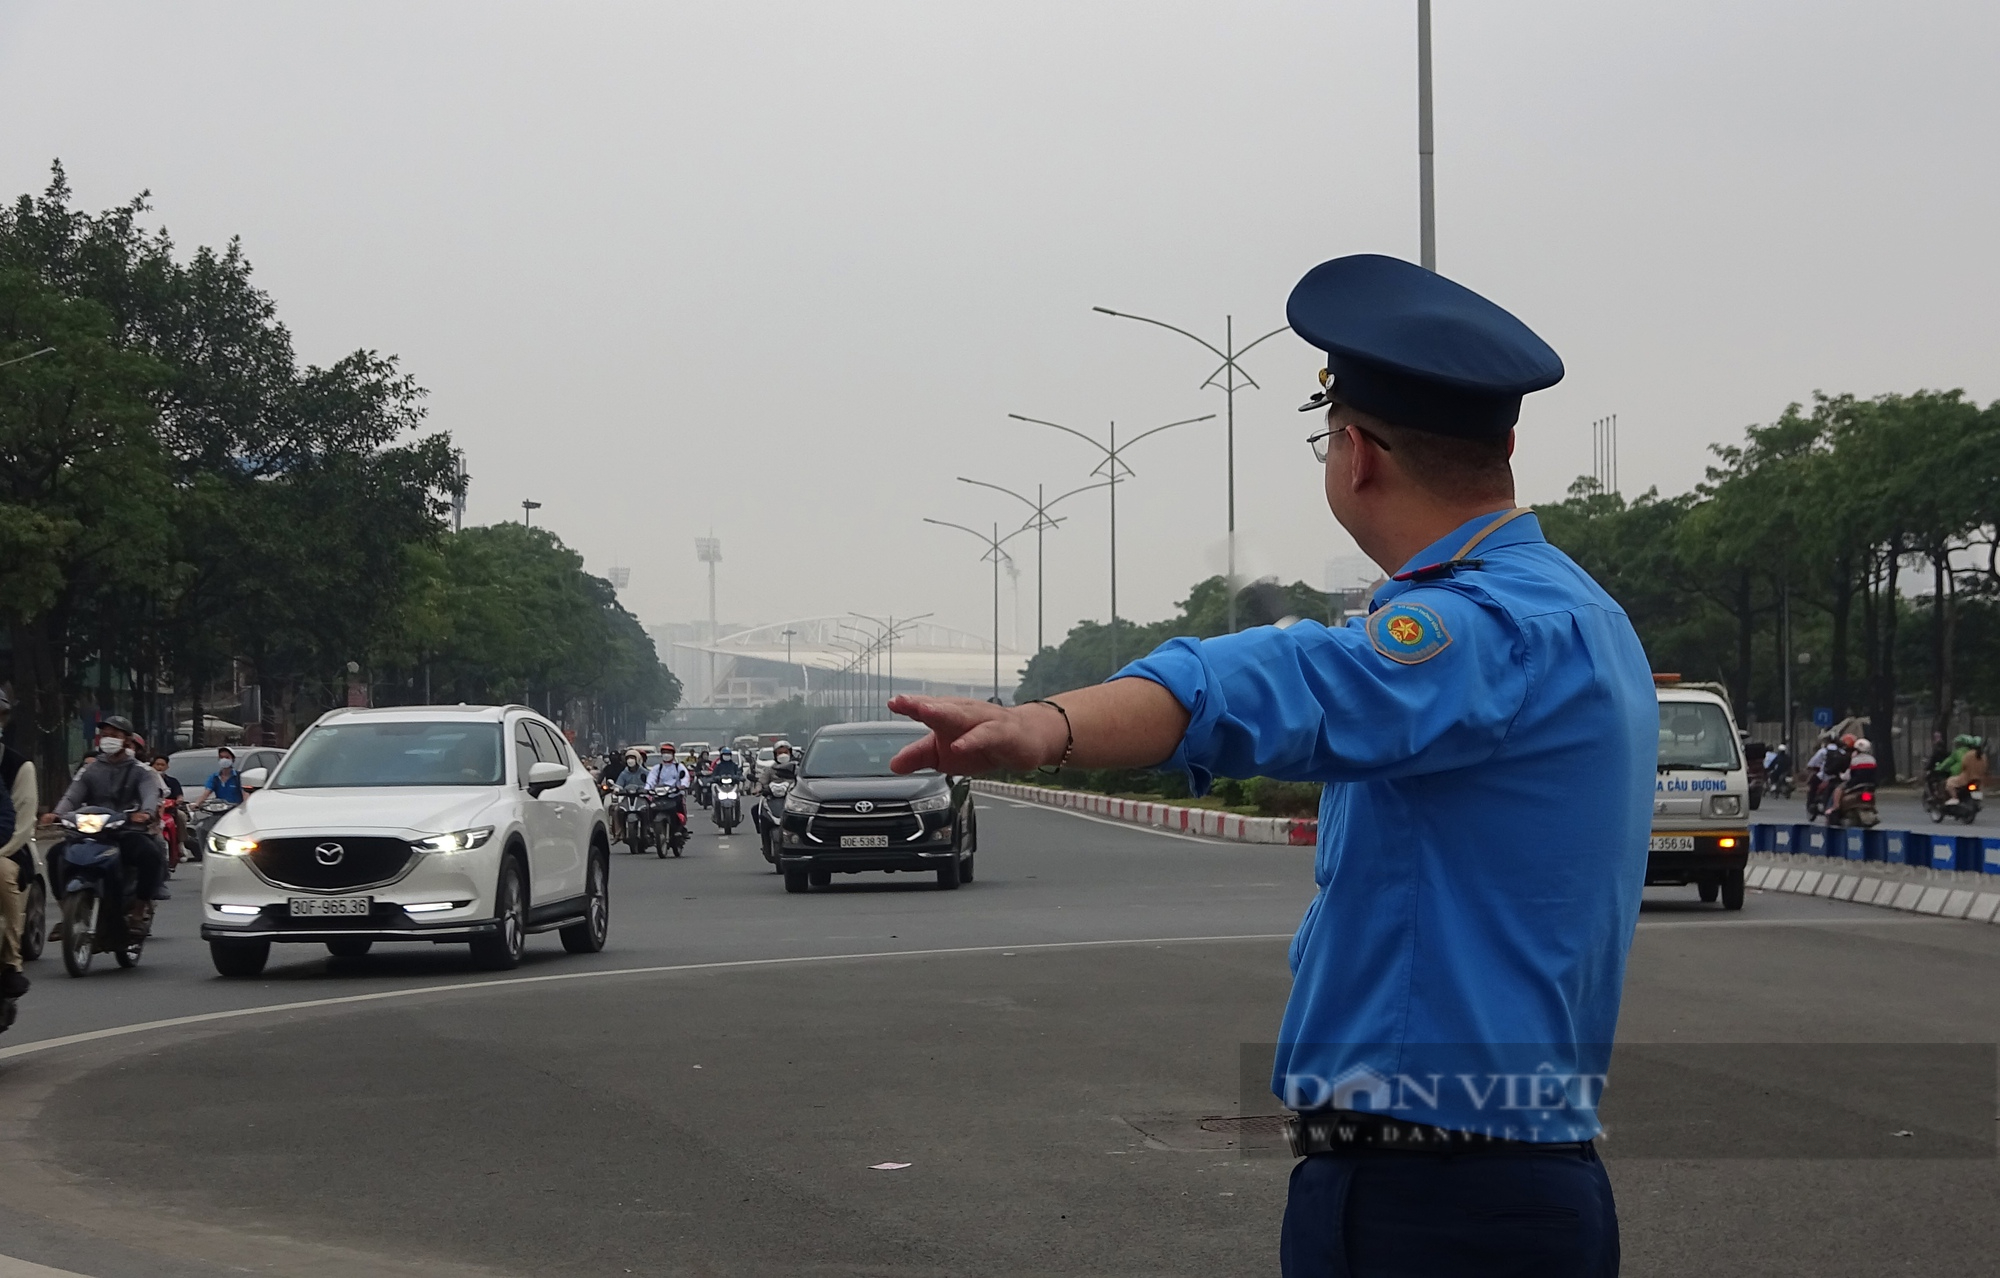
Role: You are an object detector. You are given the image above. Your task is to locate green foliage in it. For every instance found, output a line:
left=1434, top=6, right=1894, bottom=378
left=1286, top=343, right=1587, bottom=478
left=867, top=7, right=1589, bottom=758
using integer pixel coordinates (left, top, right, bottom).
left=0, top=163, right=663, bottom=786
left=1015, top=574, right=1340, bottom=700
left=1539, top=391, right=2000, bottom=778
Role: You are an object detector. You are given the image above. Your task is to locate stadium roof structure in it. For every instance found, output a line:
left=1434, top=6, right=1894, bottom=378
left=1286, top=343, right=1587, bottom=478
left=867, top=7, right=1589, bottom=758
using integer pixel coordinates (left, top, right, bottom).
left=682, top=616, right=1027, bottom=691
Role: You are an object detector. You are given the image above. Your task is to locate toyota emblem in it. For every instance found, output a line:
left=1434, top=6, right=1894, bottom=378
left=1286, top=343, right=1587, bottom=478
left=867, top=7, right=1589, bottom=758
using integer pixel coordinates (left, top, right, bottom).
left=314, top=842, right=346, bottom=866
left=853, top=800, right=875, bottom=814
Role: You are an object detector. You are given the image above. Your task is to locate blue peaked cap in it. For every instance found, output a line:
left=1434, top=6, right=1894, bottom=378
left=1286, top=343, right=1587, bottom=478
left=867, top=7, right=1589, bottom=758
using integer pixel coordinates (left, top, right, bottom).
left=1286, top=254, right=1563, bottom=440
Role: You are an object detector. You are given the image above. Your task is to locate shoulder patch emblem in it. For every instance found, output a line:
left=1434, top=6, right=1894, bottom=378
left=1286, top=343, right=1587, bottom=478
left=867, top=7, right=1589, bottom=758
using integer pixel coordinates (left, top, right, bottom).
left=1366, top=601, right=1452, bottom=665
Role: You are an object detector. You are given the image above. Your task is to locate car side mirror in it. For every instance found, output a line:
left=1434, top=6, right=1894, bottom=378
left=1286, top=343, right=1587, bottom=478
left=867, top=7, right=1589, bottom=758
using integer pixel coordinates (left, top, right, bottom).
left=240, top=768, right=269, bottom=791
left=525, top=760, right=569, bottom=796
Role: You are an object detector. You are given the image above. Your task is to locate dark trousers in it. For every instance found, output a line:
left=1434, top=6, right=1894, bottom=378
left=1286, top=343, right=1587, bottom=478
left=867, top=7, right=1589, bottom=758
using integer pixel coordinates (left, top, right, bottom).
left=1281, top=1145, right=1619, bottom=1278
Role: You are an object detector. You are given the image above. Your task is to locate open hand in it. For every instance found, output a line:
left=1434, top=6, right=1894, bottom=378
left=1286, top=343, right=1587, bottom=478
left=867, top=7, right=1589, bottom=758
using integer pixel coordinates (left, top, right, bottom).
left=886, top=695, right=1063, bottom=776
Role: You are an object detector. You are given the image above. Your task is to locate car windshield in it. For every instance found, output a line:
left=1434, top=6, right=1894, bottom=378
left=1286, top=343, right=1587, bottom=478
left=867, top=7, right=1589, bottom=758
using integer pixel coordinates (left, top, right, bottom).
left=802, top=731, right=933, bottom=777
left=273, top=722, right=505, bottom=788
left=1657, top=702, right=1740, bottom=770
left=166, top=752, right=226, bottom=787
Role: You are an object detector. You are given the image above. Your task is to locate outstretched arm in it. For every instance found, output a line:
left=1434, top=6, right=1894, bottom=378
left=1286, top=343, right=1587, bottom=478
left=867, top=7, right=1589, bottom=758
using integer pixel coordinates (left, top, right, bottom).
left=887, top=678, right=1189, bottom=776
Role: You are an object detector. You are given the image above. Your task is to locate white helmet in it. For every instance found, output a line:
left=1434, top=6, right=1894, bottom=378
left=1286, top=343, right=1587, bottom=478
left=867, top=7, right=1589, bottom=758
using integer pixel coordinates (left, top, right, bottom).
left=1854, top=738, right=1872, bottom=753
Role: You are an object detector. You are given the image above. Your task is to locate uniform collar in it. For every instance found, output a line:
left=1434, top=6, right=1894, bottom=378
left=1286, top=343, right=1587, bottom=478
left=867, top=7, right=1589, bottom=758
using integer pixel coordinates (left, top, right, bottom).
left=1370, top=508, right=1544, bottom=609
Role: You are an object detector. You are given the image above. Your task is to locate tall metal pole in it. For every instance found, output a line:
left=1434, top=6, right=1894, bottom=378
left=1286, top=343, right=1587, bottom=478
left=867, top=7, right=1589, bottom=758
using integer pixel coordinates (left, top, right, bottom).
left=1418, top=0, right=1437, bottom=271
left=992, top=524, right=1002, bottom=700
left=1109, top=421, right=1119, bottom=672
left=1005, top=412, right=1212, bottom=670
left=954, top=477, right=1107, bottom=657
left=1090, top=310, right=1287, bottom=633
left=1225, top=315, right=1235, bottom=633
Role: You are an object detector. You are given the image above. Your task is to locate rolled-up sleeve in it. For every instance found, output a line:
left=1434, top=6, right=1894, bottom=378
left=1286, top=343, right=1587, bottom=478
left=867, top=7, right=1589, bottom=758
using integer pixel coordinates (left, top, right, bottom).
left=1113, top=589, right=1530, bottom=793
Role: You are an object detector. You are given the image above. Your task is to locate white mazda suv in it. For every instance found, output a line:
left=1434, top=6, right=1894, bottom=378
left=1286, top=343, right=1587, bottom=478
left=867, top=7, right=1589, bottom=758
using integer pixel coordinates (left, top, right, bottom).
left=199, top=705, right=611, bottom=977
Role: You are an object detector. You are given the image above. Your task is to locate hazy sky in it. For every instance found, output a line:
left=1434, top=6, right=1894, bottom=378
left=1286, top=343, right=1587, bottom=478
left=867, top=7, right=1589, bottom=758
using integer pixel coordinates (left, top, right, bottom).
left=5, top=2, right=1995, bottom=653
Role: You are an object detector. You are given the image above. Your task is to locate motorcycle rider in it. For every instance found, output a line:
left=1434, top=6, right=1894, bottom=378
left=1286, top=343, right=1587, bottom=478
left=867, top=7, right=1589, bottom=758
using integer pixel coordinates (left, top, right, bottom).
left=1808, top=734, right=1852, bottom=813
left=644, top=743, right=693, bottom=846
left=710, top=747, right=743, bottom=784
left=1827, top=737, right=1878, bottom=822
left=42, top=716, right=170, bottom=931
left=1933, top=734, right=1987, bottom=803
left=192, top=746, right=245, bottom=806
left=0, top=690, right=36, bottom=999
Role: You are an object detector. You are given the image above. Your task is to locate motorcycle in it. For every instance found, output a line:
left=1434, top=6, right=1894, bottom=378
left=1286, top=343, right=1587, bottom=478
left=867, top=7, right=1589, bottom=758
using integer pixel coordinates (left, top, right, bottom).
left=160, top=795, right=183, bottom=872
left=651, top=786, right=689, bottom=858
left=755, top=777, right=792, bottom=871
left=1923, top=773, right=1983, bottom=825
left=693, top=768, right=714, bottom=809
left=53, top=807, right=152, bottom=977
left=184, top=798, right=235, bottom=863
left=712, top=776, right=742, bottom=834
left=1827, top=782, right=1880, bottom=828
left=1766, top=765, right=1795, bottom=800
left=0, top=845, right=48, bottom=1033
left=616, top=785, right=654, bottom=853
left=8, top=847, right=47, bottom=964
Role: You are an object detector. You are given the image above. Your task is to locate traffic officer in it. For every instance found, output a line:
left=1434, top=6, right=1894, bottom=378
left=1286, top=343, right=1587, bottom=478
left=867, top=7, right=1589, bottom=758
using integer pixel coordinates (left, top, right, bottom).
left=888, top=253, right=1654, bottom=1277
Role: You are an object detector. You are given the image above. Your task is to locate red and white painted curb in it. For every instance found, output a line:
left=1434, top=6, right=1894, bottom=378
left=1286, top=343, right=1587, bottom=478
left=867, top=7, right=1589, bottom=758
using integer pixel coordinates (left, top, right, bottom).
left=972, top=779, right=1318, bottom=846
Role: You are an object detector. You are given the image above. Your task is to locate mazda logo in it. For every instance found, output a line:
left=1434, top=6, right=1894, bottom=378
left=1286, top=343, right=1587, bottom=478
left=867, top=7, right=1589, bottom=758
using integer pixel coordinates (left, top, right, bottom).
left=853, top=800, right=874, bottom=814
left=314, top=842, right=346, bottom=866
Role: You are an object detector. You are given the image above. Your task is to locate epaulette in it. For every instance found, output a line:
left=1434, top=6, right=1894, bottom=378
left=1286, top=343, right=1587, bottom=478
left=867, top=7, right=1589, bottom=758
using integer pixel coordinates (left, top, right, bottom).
left=1391, top=558, right=1485, bottom=583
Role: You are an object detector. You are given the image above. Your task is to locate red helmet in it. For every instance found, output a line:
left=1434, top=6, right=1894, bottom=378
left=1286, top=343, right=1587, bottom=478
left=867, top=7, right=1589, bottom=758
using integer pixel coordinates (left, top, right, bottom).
left=1840, top=733, right=1857, bottom=748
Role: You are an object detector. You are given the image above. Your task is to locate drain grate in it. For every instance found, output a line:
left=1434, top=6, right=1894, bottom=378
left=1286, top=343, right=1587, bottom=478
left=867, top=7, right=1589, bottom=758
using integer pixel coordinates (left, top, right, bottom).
left=1198, top=1114, right=1290, bottom=1136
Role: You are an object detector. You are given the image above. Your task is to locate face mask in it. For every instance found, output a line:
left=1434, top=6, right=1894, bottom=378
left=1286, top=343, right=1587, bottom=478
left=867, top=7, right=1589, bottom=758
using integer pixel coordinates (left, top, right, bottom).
left=218, top=759, right=233, bottom=772
left=97, top=735, right=122, bottom=757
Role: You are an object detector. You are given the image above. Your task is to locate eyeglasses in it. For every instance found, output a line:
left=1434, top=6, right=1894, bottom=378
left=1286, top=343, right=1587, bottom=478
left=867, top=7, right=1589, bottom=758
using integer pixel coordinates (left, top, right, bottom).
left=1306, top=422, right=1393, bottom=463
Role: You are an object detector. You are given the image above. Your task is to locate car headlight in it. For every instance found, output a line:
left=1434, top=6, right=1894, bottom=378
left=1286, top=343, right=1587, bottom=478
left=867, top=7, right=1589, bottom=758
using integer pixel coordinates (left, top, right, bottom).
left=414, top=827, right=494, bottom=854
left=785, top=797, right=819, bottom=817
left=73, top=813, right=109, bottom=835
left=209, top=833, right=259, bottom=856
left=910, top=793, right=952, bottom=813
left=1710, top=795, right=1743, bottom=817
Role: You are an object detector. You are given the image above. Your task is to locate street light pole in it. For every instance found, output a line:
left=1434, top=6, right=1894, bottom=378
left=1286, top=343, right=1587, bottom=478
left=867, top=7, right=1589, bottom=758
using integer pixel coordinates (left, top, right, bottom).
left=1006, top=412, right=1213, bottom=671
left=922, top=519, right=1030, bottom=702
left=1418, top=0, right=1437, bottom=271
left=520, top=499, right=541, bottom=526
left=1091, top=309, right=1289, bottom=633
left=955, top=476, right=1110, bottom=655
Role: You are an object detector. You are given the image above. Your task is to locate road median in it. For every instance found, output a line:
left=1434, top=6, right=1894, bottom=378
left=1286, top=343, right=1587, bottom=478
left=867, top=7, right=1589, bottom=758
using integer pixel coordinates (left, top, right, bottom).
left=972, top=779, right=1317, bottom=845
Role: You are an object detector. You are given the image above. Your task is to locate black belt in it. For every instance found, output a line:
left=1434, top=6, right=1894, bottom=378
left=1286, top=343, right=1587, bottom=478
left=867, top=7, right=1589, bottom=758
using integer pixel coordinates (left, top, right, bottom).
left=1285, top=1111, right=1594, bottom=1157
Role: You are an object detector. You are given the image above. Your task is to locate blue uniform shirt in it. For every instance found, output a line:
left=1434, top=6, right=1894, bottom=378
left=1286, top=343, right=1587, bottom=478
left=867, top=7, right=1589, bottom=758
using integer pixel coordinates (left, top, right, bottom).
left=1116, top=510, right=1654, bottom=1140
left=204, top=771, right=244, bottom=804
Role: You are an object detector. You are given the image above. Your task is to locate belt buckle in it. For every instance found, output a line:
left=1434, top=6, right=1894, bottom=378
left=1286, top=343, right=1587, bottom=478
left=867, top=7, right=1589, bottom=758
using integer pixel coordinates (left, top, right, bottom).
left=1282, top=1114, right=1305, bottom=1157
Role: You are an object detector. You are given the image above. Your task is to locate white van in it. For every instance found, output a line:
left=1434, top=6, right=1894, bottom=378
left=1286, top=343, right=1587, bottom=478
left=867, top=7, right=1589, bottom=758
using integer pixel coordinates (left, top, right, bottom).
left=1648, top=676, right=1752, bottom=909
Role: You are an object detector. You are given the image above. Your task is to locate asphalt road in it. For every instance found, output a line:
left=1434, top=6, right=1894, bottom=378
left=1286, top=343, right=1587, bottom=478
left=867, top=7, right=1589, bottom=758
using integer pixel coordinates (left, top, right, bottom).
left=0, top=796, right=1994, bottom=1277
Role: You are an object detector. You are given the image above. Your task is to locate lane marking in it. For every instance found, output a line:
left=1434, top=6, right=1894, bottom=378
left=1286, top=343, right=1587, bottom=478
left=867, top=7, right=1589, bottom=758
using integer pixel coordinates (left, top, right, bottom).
left=0, top=1256, right=92, bottom=1277
left=1635, top=915, right=1942, bottom=929
left=0, top=933, right=1292, bottom=1064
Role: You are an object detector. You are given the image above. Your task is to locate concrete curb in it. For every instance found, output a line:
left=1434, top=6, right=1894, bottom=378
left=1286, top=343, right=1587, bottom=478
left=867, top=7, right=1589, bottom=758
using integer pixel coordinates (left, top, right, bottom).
left=1746, top=853, right=2000, bottom=923
left=972, top=780, right=1317, bottom=846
